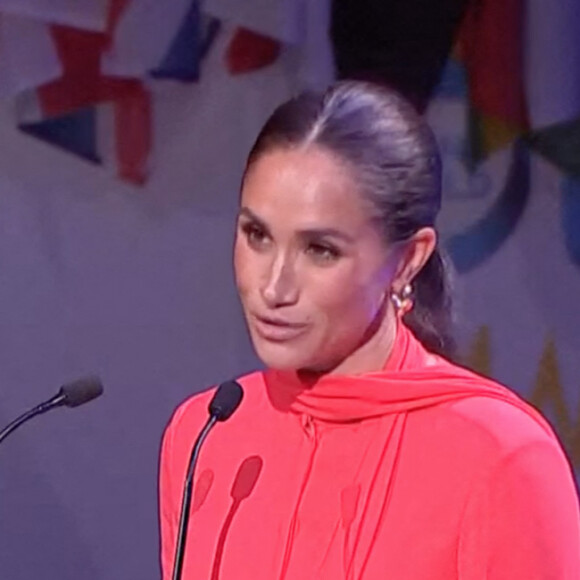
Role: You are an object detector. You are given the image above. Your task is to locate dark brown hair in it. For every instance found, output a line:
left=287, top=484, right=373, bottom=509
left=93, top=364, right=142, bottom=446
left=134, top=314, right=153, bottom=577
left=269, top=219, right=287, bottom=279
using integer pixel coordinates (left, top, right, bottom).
left=244, top=81, right=455, bottom=357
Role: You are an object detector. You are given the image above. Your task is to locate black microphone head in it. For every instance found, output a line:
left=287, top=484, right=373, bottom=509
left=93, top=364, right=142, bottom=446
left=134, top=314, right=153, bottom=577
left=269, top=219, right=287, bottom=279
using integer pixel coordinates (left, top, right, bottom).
left=208, top=381, right=244, bottom=421
left=59, top=376, right=104, bottom=408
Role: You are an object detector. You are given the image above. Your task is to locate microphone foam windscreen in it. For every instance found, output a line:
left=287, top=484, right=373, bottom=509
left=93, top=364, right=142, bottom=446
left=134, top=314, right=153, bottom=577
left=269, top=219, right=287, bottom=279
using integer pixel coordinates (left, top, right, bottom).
left=60, top=376, right=104, bottom=407
left=208, top=381, right=244, bottom=421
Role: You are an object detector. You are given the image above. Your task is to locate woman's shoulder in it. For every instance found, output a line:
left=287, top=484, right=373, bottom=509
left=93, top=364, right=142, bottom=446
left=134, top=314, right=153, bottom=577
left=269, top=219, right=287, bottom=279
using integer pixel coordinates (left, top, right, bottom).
left=447, top=393, right=556, bottom=452
left=434, top=360, right=560, bottom=455
left=407, top=360, right=574, bottom=487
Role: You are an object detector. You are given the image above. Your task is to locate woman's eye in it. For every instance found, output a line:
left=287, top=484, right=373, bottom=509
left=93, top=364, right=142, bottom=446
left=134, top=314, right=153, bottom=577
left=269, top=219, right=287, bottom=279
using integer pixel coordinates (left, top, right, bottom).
left=306, top=243, right=341, bottom=262
left=241, top=223, right=269, bottom=247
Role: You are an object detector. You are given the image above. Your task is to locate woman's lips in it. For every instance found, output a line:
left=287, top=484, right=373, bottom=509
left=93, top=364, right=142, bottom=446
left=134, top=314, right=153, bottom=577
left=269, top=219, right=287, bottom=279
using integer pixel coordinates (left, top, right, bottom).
left=252, top=315, right=307, bottom=342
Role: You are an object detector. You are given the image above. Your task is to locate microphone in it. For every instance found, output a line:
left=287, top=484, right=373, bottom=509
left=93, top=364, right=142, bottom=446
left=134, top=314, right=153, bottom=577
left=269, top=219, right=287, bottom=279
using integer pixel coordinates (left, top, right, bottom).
left=0, top=376, right=104, bottom=445
left=172, top=380, right=244, bottom=580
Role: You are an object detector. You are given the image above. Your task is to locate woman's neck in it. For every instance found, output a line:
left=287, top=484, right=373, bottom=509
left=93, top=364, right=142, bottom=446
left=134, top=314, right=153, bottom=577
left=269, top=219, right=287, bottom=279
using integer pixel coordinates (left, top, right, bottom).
left=298, top=314, right=398, bottom=380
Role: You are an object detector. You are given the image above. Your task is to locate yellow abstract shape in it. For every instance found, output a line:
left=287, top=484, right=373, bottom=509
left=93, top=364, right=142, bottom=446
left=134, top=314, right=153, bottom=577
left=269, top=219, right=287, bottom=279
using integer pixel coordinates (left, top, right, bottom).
left=465, top=326, right=492, bottom=377
left=570, top=410, right=580, bottom=468
left=480, top=115, right=522, bottom=156
left=529, top=337, right=580, bottom=466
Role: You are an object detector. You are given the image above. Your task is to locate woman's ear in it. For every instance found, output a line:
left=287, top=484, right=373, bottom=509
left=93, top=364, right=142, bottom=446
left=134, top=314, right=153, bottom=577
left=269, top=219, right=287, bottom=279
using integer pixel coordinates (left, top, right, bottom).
left=391, top=227, right=437, bottom=293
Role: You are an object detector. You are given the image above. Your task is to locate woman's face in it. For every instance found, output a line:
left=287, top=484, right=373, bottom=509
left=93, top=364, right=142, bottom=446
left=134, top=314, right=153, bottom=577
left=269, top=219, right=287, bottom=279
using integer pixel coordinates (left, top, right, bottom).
left=234, top=146, right=400, bottom=374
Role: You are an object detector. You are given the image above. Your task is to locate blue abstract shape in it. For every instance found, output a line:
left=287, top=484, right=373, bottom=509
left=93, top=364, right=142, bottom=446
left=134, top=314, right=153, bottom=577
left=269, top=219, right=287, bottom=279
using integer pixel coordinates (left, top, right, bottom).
left=19, top=107, right=100, bottom=164
left=440, top=135, right=493, bottom=200
left=150, top=0, right=220, bottom=82
left=561, top=176, right=580, bottom=266
left=199, top=17, right=221, bottom=59
left=444, top=139, right=530, bottom=273
left=434, top=58, right=468, bottom=99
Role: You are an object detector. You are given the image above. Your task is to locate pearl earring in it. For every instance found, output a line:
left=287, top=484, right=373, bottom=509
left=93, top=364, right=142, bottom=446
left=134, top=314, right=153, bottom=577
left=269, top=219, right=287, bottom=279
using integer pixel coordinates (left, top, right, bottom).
left=390, top=283, right=413, bottom=315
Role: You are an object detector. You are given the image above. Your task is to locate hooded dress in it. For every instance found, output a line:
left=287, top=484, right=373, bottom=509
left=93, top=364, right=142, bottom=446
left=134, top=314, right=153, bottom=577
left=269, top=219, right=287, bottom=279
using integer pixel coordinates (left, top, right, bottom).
left=159, top=324, right=580, bottom=579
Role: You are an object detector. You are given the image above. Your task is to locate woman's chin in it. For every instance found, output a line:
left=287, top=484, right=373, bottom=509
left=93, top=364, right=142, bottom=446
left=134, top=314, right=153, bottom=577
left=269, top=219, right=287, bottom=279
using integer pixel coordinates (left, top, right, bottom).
left=252, top=340, right=312, bottom=371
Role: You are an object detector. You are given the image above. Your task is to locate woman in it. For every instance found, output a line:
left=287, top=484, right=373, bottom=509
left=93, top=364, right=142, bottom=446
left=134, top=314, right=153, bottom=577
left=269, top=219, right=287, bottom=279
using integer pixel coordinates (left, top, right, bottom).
left=159, top=81, right=580, bottom=579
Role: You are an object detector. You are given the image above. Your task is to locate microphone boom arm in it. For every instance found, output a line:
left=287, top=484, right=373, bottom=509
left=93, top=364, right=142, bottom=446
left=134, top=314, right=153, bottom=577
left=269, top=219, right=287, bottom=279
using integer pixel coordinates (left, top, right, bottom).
left=0, top=392, right=64, bottom=445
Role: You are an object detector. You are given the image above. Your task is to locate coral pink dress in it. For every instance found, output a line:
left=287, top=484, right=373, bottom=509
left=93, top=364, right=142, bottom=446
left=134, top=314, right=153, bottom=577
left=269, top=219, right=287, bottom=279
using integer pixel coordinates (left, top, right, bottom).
left=159, top=324, right=580, bottom=579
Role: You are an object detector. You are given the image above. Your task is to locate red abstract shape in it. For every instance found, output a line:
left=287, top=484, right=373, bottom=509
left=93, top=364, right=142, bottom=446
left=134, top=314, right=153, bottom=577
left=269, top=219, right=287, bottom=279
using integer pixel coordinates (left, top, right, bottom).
left=226, top=28, right=281, bottom=75
left=34, top=3, right=152, bottom=186
left=457, top=0, right=528, bottom=129
left=115, top=86, right=151, bottom=185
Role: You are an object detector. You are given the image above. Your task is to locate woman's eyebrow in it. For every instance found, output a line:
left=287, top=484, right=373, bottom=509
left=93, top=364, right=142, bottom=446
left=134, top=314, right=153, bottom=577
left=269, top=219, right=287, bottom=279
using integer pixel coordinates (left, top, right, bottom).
left=238, top=207, right=269, bottom=230
left=239, top=207, right=354, bottom=243
left=297, top=227, right=355, bottom=243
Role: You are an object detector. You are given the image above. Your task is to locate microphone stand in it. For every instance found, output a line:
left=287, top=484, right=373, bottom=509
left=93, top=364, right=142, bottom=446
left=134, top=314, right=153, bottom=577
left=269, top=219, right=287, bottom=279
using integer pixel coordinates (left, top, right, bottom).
left=172, top=415, right=218, bottom=580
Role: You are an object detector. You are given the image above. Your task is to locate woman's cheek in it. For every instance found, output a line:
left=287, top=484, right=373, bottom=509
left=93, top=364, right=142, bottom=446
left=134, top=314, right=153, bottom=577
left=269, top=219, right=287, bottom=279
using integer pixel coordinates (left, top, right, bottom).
left=310, top=266, right=361, bottom=310
left=234, top=245, right=254, bottom=296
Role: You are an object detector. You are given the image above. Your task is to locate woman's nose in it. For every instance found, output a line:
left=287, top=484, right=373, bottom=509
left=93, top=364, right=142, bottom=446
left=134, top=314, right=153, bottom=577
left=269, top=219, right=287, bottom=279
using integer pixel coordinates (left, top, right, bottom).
left=260, top=252, right=299, bottom=307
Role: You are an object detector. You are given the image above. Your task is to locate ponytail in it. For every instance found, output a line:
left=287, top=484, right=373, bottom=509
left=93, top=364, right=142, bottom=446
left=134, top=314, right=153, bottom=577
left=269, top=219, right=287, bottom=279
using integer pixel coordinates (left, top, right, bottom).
left=403, top=246, right=456, bottom=357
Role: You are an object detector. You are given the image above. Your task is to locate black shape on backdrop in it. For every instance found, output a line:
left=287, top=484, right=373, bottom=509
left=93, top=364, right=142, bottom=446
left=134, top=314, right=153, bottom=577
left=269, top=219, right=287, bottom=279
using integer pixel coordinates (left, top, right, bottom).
left=331, top=0, right=470, bottom=112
